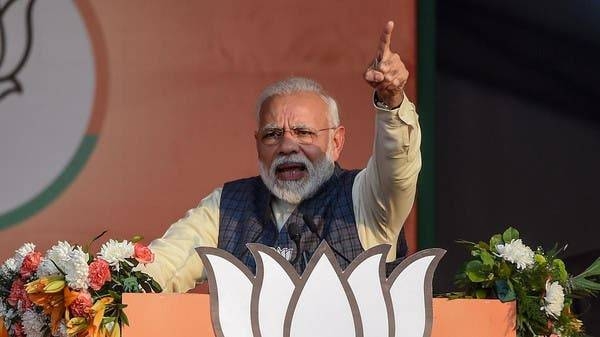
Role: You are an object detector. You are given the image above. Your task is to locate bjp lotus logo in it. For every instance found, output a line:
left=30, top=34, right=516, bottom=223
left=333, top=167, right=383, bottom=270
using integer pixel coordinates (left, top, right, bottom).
left=198, top=243, right=445, bottom=337
left=0, top=0, right=106, bottom=229
left=0, top=0, right=36, bottom=100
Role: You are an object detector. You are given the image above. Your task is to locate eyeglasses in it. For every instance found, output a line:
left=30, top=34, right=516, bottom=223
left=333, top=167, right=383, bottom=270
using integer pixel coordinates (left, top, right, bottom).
left=258, top=126, right=338, bottom=145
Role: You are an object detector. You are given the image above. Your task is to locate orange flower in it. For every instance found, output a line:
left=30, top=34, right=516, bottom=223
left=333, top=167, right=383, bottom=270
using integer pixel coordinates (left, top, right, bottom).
left=25, top=276, right=66, bottom=334
left=66, top=295, right=114, bottom=337
left=133, top=243, right=154, bottom=264
left=0, top=320, right=8, bottom=337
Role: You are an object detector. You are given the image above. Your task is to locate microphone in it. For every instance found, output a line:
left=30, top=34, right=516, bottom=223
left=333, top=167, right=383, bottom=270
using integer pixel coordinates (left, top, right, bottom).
left=287, top=221, right=303, bottom=265
left=302, top=214, right=352, bottom=265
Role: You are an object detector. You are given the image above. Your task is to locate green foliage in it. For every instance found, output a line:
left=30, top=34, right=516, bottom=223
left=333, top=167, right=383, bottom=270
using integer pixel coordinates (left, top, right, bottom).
left=448, top=226, right=599, bottom=337
left=502, top=227, right=519, bottom=243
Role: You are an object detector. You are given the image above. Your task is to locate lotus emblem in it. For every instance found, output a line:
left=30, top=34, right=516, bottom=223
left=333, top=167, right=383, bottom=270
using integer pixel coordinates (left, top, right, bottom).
left=198, top=243, right=445, bottom=337
left=0, top=0, right=36, bottom=101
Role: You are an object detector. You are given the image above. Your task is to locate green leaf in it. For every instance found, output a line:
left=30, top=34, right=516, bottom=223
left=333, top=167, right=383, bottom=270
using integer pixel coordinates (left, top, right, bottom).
left=497, top=261, right=512, bottom=278
left=551, top=259, right=568, bottom=283
left=489, top=234, right=503, bottom=252
left=494, top=279, right=516, bottom=302
left=139, top=281, right=152, bottom=293
left=120, top=310, right=130, bottom=326
left=480, top=250, right=496, bottom=267
left=502, top=227, right=519, bottom=243
left=475, top=241, right=490, bottom=250
left=475, top=289, right=488, bottom=299
left=150, top=279, right=163, bottom=292
left=465, top=260, right=487, bottom=282
left=574, top=257, right=600, bottom=279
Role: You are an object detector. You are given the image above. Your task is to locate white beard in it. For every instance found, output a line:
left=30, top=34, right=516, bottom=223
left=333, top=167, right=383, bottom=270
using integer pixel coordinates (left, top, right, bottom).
left=259, top=150, right=335, bottom=205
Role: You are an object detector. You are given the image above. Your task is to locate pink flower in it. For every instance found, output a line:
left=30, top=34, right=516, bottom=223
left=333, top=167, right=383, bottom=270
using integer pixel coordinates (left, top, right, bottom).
left=68, top=290, right=93, bottom=318
left=7, top=279, right=32, bottom=310
left=134, top=243, right=154, bottom=264
left=19, top=251, right=42, bottom=279
left=88, top=258, right=111, bottom=290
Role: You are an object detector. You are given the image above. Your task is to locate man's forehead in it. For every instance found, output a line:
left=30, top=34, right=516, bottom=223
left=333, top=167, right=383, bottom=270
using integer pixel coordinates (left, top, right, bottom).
left=258, top=92, right=329, bottom=125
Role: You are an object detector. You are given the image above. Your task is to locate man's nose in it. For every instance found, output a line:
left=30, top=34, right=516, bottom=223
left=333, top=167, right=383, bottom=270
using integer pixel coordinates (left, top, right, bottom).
left=277, top=131, right=300, bottom=155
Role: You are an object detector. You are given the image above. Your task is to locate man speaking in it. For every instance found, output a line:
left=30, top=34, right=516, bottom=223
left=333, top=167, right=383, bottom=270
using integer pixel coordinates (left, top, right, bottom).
left=142, top=21, right=421, bottom=292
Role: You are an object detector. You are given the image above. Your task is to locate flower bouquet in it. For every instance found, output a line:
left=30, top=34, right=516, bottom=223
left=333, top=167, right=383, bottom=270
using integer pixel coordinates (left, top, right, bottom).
left=449, top=227, right=600, bottom=337
left=0, top=235, right=161, bottom=337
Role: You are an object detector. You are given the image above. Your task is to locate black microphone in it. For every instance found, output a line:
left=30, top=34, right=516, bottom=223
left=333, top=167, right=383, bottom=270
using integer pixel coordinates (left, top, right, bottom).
left=302, top=214, right=352, bottom=265
left=287, top=221, right=303, bottom=265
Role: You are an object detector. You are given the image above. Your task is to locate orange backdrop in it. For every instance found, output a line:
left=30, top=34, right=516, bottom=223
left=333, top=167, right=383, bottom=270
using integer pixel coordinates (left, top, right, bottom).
left=0, top=0, right=417, bottom=259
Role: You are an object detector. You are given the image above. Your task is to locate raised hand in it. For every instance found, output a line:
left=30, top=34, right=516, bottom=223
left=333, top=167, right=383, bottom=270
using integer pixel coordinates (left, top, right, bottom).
left=364, top=21, right=408, bottom=109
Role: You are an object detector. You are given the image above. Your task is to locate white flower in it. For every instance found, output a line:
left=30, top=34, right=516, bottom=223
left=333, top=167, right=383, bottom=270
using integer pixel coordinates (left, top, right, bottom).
left=1, top=257, right=18, bottom=278
left=99, top=239, right=134, bottom=271
left=495, top=239, right=535, bottom=270
left=37, top=241, right=75, bottom=277
left=36, top=257, right=60, bottom=278
left=63, top=247, right=89, bottom=290
left=13, top=242, right=36, bottom=267
left=22, top=309, right=47, bottom=337
left=542, top=280, right=565, bottom=318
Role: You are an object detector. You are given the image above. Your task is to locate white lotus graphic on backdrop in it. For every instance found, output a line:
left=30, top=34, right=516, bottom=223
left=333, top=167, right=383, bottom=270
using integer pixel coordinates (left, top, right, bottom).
left=198, top=243, right=445, bottom=337
left=0, top=0, right=96, bottom=226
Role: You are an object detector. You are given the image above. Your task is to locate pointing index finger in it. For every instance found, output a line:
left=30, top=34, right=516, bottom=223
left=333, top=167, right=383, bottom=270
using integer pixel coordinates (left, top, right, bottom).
left=378, top=21, right=394, bottom=60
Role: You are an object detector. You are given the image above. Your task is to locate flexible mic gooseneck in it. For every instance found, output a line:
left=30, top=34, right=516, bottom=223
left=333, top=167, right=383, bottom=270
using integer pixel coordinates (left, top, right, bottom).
left=287, top=222, right=303, bottom=265
left=302, top=214, right=352, bottom=265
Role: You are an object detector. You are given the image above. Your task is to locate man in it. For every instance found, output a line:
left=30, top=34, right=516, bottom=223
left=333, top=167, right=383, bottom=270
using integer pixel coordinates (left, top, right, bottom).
left=142, top=21, right=421, bottom=292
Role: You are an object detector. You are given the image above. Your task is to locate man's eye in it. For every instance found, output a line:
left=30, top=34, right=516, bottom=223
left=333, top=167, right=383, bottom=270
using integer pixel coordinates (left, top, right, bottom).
left=294, top=129, right=315, bottom=137
left=262, top=130, right=281, bottom=139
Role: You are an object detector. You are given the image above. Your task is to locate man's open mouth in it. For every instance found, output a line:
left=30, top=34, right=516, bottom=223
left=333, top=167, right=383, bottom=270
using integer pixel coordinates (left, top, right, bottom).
left=275, top=162, right=307, bottom=180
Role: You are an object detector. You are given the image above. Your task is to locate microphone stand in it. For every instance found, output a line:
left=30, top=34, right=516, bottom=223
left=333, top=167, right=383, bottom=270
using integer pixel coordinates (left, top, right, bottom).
left=287, top=222, right=303, bottom=266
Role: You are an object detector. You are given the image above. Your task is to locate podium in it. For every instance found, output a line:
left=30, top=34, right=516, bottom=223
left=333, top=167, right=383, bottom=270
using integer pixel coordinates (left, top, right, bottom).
left=122, top=293, right=516, bottom=337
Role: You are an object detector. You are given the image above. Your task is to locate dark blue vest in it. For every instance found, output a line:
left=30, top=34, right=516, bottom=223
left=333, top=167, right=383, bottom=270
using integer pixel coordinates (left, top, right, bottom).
left=218, top=165, right=407, bottom=275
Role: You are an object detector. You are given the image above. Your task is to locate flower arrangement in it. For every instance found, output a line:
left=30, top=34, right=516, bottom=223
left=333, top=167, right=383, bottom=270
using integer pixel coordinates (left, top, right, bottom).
left=0, top=235, right=161, bottom=337
left=450, top=227, right=600, bottom=337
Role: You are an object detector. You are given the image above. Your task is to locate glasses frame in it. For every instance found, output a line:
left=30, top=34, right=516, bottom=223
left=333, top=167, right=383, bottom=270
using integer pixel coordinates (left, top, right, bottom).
left=257, top=126, right=338, bottom=146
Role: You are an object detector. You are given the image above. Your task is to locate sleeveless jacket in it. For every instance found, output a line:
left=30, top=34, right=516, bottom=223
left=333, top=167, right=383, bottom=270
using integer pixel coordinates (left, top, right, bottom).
left=218, top=165, right=407, bottom=275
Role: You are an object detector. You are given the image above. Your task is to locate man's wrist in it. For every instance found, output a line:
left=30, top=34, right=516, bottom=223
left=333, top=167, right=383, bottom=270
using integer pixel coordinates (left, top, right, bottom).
left=374, top=91, right=404, bottom=110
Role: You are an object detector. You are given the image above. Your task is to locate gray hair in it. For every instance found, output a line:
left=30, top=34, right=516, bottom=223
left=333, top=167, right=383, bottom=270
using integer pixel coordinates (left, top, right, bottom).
left=255, top=77, right=340, bottom=127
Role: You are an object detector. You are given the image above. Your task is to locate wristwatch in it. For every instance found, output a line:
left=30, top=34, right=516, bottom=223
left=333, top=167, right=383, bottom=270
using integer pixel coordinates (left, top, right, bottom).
left=374, top=93, right=392, bottom=110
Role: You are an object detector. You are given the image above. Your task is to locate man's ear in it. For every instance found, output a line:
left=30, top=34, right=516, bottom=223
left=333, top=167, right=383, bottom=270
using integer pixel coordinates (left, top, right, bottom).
left=254, top=131, right=261, bottom=154
left=330, top=126, right=345, bottom=161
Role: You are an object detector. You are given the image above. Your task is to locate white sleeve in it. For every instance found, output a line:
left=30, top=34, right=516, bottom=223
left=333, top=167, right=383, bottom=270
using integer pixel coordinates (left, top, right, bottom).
left=353, top=93, right=421, bottom=261
left=139, top=188, right=221, bottom=293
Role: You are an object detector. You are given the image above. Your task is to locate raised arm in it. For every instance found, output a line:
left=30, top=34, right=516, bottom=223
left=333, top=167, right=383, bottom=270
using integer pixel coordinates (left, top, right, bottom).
left=354, top=21, right=422, bottom=261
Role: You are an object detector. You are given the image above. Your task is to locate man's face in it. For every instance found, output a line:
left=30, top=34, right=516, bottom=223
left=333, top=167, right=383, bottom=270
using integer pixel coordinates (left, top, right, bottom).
left=255, top=92, right=345, bottom=204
